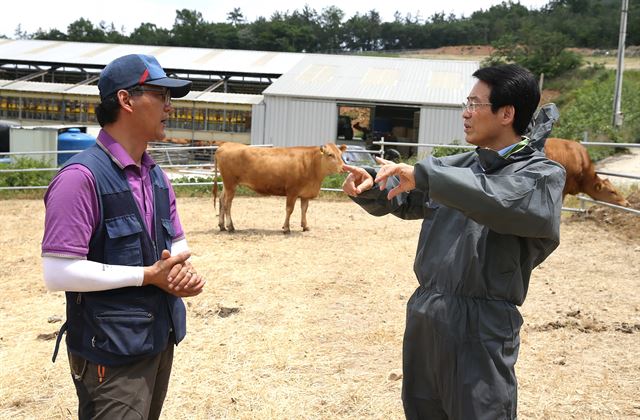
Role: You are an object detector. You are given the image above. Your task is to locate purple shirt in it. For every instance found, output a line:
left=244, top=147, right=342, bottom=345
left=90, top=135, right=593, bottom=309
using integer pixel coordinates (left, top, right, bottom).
left=42, top=130, right=185, bottom=258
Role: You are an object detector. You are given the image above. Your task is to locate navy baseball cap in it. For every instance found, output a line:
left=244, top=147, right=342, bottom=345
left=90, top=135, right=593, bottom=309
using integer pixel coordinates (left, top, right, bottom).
left=98, top=54, right=192, bottom=100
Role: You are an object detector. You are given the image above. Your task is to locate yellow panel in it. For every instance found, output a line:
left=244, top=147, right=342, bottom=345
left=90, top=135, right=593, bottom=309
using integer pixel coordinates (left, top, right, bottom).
left=195, top=50, right=223, bottom=64
left=360, top=68, right=399, bottom=87
left=26, top=41, right=64, bottom=55
left=296, top=64, right=336, bottom=83
left=428, top=71, right=463, bottom=89
left=80, top=44, right=117, bottom=58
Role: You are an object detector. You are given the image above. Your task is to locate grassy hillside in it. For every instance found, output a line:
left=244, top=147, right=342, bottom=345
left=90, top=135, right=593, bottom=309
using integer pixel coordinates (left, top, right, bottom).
left=545, top=65, right=640, bottom=159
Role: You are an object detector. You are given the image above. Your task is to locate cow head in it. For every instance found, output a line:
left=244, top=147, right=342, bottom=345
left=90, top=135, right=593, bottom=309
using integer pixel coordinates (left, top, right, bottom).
left=590, top=177, right=630, bottom=207
left=320, top=143, right=347, bottom=174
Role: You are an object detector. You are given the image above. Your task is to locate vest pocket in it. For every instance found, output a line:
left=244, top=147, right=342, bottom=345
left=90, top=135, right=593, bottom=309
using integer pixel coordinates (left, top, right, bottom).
left=104, top=215, right=144, bottom=266
left=161, top=218, right=174, bottom=252
left=93, top=310, right=155, bottom=356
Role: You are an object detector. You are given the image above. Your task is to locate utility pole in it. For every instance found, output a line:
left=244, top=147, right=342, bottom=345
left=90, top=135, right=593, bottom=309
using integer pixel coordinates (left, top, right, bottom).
left=612, top=0, right=629, bottom=128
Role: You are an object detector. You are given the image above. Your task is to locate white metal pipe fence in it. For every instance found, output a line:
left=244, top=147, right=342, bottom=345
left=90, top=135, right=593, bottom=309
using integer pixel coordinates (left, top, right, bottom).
left=1, top=141, right=638, bottom=216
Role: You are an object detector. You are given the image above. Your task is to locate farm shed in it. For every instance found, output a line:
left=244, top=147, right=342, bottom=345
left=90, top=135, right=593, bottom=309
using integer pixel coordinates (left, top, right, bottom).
left=0, top=39, right=478, bottom=150
left=253, top=54, right=479, bottom=155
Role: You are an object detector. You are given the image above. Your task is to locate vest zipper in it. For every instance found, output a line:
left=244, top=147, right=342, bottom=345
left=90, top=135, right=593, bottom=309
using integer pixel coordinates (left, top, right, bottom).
left=76, top=292, right=82, bottom=304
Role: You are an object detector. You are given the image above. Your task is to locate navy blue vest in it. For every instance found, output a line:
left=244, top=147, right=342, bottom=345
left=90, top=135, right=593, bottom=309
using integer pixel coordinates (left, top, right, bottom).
left=52, top=144, right=186, bottom=367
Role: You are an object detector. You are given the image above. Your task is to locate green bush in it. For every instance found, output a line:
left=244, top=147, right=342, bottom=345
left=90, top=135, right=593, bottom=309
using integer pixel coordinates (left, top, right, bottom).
left=0, top=157, right=56, bottom=188
left=322, top=173, right=348, bottom=189
left=551, top=69, right=640, bottom=161
left=485, top=30, right=582, bottom=79
left=171, top=175, right=216, bottom=197
left=0, top=158, right=54, bottom=199
left=431, top=141, right=468, bottom=158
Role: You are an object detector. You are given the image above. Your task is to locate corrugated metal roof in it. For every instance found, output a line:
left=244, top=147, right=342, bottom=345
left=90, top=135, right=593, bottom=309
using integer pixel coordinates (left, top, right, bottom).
left=0, top=79, right=97, bottom=96
left=185, top=91, right=263, bottom=105
left=0, top=79, right=263, bottom=105
left=0, top=39, right=478, bottom=106
left=262, top=55, right=480, bottom=106
left=0, top=39, right=305, bottom=76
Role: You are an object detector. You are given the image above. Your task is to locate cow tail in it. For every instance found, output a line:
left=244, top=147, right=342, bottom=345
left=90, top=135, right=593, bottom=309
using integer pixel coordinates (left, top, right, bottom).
left=213, top=151, right=218, bottom=210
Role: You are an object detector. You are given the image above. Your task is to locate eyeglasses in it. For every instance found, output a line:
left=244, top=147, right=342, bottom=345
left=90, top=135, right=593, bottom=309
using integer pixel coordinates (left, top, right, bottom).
left=462, top=101, right=492, bottom=113
left=128, top=86, right=172, bottom=105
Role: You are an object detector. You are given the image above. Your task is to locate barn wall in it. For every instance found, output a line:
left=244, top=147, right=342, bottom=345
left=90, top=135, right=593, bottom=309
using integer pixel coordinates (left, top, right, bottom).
left=262, top=96, right=337, bottom=147
left=250, top=102, right=266, bottom=145
left=417, top=106, right=466, bottom=156
left=257, top=97, right=467, bottom=151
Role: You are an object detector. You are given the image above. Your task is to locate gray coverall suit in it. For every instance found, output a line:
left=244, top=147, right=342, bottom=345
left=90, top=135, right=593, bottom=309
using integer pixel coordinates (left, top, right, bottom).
left=352, top=142, right=566, bottom=420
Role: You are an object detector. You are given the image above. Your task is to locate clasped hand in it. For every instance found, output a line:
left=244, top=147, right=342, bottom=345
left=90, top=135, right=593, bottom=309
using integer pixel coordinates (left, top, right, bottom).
left=144, top=250, right=206, bottom=297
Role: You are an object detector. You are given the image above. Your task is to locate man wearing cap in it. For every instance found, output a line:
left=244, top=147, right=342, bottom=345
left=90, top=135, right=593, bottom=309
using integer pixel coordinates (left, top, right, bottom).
left=41, top=54, right=205, bottom=419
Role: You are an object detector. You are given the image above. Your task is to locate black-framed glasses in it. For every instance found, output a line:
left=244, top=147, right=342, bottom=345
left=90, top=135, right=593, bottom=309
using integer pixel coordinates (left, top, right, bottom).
left=128, top=86, right=171, bottom=105
left=462, top=101, right=492, bottom=113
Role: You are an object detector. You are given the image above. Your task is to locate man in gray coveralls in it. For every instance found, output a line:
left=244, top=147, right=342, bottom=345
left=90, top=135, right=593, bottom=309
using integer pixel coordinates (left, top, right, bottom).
left=342, top=64, right=566, bottom=419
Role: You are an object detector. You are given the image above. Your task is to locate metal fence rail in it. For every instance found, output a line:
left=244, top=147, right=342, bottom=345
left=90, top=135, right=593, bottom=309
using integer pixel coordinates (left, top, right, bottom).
left=1, top=141, right=638, bottom=217
left=576, top=195, right=640, bottom=215
left=0, top=143, right=268, bottom=191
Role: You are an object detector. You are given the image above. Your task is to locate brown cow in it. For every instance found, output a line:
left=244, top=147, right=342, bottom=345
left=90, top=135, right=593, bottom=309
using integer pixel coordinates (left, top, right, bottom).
left=544, top=137, right=629, bottom=207
left=213, top=142, right=347, bottom=233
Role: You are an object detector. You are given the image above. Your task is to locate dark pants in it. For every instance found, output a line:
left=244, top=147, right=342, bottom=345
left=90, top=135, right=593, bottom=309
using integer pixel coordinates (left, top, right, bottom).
left=401, top=288, right=521, bottom=420
left=68, top=342, right=174, bottom=420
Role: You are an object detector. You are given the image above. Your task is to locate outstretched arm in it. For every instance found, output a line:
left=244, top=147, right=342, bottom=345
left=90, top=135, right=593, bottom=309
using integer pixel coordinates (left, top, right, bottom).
left=342, top=164, right=375, bottom=196
left=373, top=158, right=417, bottom=200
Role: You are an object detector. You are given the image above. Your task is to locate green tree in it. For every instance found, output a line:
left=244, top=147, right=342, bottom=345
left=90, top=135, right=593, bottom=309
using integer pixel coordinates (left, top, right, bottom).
left=101, top=22, right=127, bottom=44
left=66, top=18, right=107, bottom=42
left=33, top=28, right=67, bottom=41
left=171, top=9, right=209, bottom=47
left=485, top=28, right=582, bottom=79
left=343, top=10, right=383, bottom=51
left=129, top=23, right=172, bottom=46
left=245, top=15, right=297, bottom=52
left=227, top=8, right=246, bottom=26
left=208, top=23, right=240, bottom=49
left=317, top=6, right=345, bottom=52
left=284, top=6, right=321, bottom=52
left=14, top=24, right=30, bottom=39
left=553, top=69, right=640, bottom=150
left=539, top=0, right=619, bottom=48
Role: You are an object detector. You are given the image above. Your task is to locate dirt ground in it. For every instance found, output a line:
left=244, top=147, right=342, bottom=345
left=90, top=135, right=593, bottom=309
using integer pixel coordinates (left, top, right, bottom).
left=0, top=190, right=638, bottom=419
left=404, top=44, right=640, bottom=70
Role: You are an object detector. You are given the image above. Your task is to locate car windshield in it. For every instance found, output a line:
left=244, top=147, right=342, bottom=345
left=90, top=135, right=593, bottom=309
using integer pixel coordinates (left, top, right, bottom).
left=342, top=146, right=378, bottom=167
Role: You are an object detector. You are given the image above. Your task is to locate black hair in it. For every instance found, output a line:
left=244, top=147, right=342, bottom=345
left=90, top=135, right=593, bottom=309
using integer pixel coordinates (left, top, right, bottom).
left=95, top=94, right=121, bottom=127
left=472, top=64, right=540, bottom=135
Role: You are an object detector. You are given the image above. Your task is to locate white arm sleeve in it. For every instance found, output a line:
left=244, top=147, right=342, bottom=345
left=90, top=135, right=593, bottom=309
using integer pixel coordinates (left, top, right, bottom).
left=42, top=256, right=144, bottom=292
left=170, top=237, right=189, bottom=256
left=42, top=238, right=189, bottom=292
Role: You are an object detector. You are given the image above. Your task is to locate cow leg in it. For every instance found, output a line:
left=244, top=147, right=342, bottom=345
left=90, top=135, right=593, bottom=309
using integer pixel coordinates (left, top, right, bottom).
left=223, top=187, right=236, bottom=233
left=300, top=198, right=310, bottom=231
left=283, top=195, right=296, bottom=234
left=218, top=189, right=226, bottom=231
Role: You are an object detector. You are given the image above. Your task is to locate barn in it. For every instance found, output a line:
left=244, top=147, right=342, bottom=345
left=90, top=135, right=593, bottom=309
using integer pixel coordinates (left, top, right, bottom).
left=253, top=54, right=478, bottom=155
left=0, top=39, right=478, bottom=152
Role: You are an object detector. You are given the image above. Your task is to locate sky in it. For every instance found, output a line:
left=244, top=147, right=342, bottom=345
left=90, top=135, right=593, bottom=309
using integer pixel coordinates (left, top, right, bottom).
left=1, top=0, right=552, bottom=38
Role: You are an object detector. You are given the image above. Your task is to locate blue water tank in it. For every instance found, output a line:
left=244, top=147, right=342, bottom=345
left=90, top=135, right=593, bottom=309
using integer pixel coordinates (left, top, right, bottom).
left=57, top=128, right=96, bottom=165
